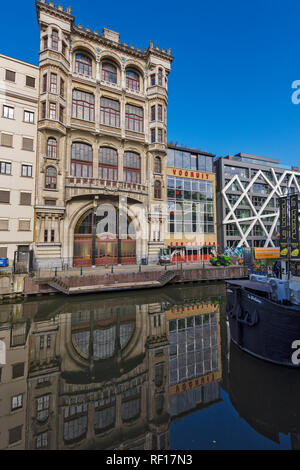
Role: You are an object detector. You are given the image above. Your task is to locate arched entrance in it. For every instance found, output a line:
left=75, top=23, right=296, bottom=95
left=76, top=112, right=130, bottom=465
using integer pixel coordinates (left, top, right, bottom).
left=73, top=208, right=136, bottom=266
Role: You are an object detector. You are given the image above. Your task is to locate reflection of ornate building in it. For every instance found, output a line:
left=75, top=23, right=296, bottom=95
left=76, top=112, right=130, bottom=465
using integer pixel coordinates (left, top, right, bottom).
left=34, top=0, right=174, bottom=268
left=165, top=302, right=222, bottom=419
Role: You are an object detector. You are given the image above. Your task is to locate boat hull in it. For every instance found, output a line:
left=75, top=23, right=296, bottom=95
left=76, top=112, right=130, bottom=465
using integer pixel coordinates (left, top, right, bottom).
left=226, top=283, right=300, bottom=367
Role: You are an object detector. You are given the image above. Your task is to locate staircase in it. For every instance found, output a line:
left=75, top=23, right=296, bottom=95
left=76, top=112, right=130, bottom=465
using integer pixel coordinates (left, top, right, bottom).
left=47, top=277, right=70, bottom=295
left=157, top=270, right=177, bottom=287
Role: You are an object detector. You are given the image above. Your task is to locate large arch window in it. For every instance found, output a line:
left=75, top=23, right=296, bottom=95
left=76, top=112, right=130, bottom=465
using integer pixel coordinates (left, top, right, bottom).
left=75, top=53, right=92, bottom=77
left=126, top=70, right=140, bottom=91
left=99, top=147, right=118, bottom=181
left=47, top=138, right=57, bottom=159
left=125, top=104, right=143, bottom=133
left=154, top=156, right=161, bottom=173
left=71, top=143, right=93, bottom=178
left=102, top=62, right=117, bottom=84
left=154, top=180, right=162, bottom=199
left=100, top=97, right=120, bottom=128
left=72, top=89, right=94, bottom=121
left=51, top=29, right=59, bottom=52
left=123, top=151, right=141, bottom=184
left=45, top=166, right=57, bottom=189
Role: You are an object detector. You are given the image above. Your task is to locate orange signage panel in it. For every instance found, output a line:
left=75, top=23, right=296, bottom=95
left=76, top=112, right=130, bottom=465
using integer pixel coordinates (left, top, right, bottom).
left=254, top=247, right=280, bottom=259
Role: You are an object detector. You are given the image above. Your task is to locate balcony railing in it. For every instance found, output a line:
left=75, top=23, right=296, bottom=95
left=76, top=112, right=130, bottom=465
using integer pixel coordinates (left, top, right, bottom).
left=65, top=176, right=148, bottom=196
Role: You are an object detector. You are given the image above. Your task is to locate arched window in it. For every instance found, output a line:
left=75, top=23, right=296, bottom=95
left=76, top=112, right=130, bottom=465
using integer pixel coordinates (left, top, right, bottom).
left=102, top=62, right=117, bottom=84
left=47, top=138, right=57, bottom=159
left=75, top=53, right=92, bottom=77
left=158, top=68, right=163, bottom=86
left=154, top=180, right=162, bottom=199
left=51, top=30, right=59, bottom=52
left=126, top=70, right=140, bottom=91
left=71, top=143, right=93, bottom=178
left=123, top=152, right=141, bottom=184
left=45, top=166, right=57, bottom=189
left=154, top=157, right=161, bottom=173
left=99, top=147, right=118, bottom=181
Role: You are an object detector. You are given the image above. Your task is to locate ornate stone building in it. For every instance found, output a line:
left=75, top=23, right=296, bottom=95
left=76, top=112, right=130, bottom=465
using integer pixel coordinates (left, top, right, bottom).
left=34, top=0, right=174, bottom=268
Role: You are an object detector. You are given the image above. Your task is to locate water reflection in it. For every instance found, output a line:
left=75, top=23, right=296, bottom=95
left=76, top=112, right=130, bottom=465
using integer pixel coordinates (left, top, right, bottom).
left=0, top=284, right=224, bottom=450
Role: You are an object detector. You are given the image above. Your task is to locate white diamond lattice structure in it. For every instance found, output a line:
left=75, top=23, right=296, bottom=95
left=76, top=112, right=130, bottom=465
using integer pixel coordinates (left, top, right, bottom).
left=222, top=168, right=300, bottom=247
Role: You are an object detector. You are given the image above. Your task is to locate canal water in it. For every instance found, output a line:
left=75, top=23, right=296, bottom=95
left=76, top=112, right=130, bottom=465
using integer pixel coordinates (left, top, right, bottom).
left=0, top=282, right=299, bottom=450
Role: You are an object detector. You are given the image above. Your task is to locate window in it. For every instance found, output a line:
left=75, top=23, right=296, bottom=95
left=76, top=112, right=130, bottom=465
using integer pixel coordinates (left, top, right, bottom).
left=5, top=70, right=15, bottom=82
left=71, top=143, right=93, bottom=178
left=20, top=192, right=31, bottom=205
left=60, top=78, right=64, bottom=98
left=99, top=147, right=118, bottom=181
left=126, top=70, right=139, bottom=91
left=157, top=129, right=163, bottom=143
left=44, top=231, right=48, bottom=243
left=0, top=247, right=7, bottom=257
left=125, top=104, right=143, bottom=132
left=22, top=138, right=34, bottom=151
left=102, top=62, right=117, bottom=83
left=42, top=74, right=47, bottom=92
left=72, top=89, right=94, bottom=121
left=0, top=220, right=9, bottom=230
left=0, top=161, right=11, bottom=175
left=154, top=180, right=162, bottom=199
left=1, top=133, right=13, bottom=147
left=36, top=432, right=48, bottom=449
left=18, top=220, right=30, bottom=231
left=154, top=157, right=161, bottom=173
left=12, top=393, right=23, bottom=410
left=158, top=69, right=163, bottom=86
left=36, top=395, right=50, bottom=422
left=24, top=111, right=34, bottom=123
left=50, top=73, right=57, bottom=93
left=0, top=191, right=10, bottom=204
left=12, top=362, right=25, bottom=379
left=123, top=151, right=141, bottom=184
left=21, top=165, right=32, bottom=177
left=158, top=105, right=162, bottom=121
left=49, top=103, right=56, bottom=120
left=3, top=105, right=14, bottom=119
left=9, top=426, right=22, bottom=445
left=75, top=53, right=92, bottom=76
left=151, top=74, right=155, bottom=86
left=45, top=167, right=57, bottom=189
left=45, top=199, right=56, bottom=206
left=40, top=335, right=44, bottom=349
left=47, top=138, right=57, bottom=158
left=100, top=97, right=120, bottom=127
left=26, top=76, right=35, bottom=88
left=151, top=105, right=155, bottom=121
left=47, top=335, right=51, bottom=348
left=59, top=105, right=64, bottom=122
left=50, top=230, right=55, bottom=243
left=62, top=42, right=67, bottom=56
left=51, top=29, right=59, bottom=51
left=43, top=36, right=48, bottom=50
left=151, top=128, right=155, bottom=143
left=41, top=102, right=46, bottom=119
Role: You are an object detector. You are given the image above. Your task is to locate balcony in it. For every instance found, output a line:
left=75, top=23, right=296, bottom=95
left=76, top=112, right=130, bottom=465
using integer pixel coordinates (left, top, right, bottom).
left=65, top=176, right=148, bottom=202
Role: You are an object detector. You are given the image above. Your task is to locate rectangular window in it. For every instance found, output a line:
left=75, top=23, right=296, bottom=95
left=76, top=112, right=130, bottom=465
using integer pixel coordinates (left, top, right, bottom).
left=157, top=129, right=163, bottom=143
left=22, top=138, right=34, bottom=151
left=36, top=395, right=50, bottom=422
left=60, top=78, right=64, bottom=98
left=3, top=105, right=14, bottom=119
left=47, top=335, right=51, bottom=348
left=42, top=74, right=47, bottom=93
left=21, top=165, right=32, bottom=177
left=42, top=102, right=46, bottom=119
left=11, top=393, right=23, bottom=410
left=158, top=105, right=162, bottom=121
left=0, top=191, right=10, bottom=204
left=62, top=42, right=67, bottom=56
left=0, top=247, right=7, bottom=257
left=0, top=161, right=11, bottom=175
left=72, top=89, right=95, bottom=122
left=5, top=70, right=15, bottom=82
left=45, top=199, right=56, bottom=206
left=50, top=73, right=57, bottom=93
left=151, top=74, right=155, bottom=86
left=151, top=105, right=155, bottom=121
left=43, top=36, right=48, bottom=50
left=0, top=220, right=9, bottom=230
left=1, top=133, right=13, bottom=147
left=49, top=103, right=56, bottom=120
left=20, top=192, right=31, bottom=205
left=9, top=426, right=22, bottom=445
left=40, top=335, right=45, bottom=349
left=24, top=111, right=34, bottom=123
left=26, top=76, right=35, bottom=88
left=50, top=230, right=55, bottom=243
left=100, top=97, right=120, bottom=127
left=18, top=220, right=30, bottom=231
left=151, top=128, right=155, bottom=143
left=36, top=431, right=48, bottom=449
left=51, top=30, right=59, bottom=51
left=12, top=362, right=25, bottom=379
left=125, top=104, right=143, bottom=132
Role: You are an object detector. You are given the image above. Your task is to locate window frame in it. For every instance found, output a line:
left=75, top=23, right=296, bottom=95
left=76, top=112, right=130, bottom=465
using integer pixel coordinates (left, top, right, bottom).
left=24, top=110, right=34, bottom=124
left=3, top=105, right=14, bottom=119
left=75, top=53, right=92, bottom=77
left=45, top=166, right=57, bottom=190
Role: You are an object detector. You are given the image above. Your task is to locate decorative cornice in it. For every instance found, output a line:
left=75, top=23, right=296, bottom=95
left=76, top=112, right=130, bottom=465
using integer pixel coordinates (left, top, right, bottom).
left=36, top=0, right=74, bottom=24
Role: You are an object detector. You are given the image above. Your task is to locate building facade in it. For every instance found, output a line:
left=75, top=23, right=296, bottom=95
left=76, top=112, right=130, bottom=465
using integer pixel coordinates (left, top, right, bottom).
left=34, top=0, right=173, bottom=268
left=166, top=144, right=217, bottom=261
left=0, top=54, right=38, bottom=267
left=215, top=152, right=300, bottom=251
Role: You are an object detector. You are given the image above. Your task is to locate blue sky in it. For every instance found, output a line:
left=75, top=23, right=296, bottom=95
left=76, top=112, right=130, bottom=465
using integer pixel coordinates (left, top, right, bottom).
left=2, top=0, right=300, bottom=165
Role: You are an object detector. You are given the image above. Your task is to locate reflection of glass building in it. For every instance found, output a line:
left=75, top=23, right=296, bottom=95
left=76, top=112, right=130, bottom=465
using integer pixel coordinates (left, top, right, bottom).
left=166, top=145, right=217, bottom=261
left=166, top=303, right=222, bottom=418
